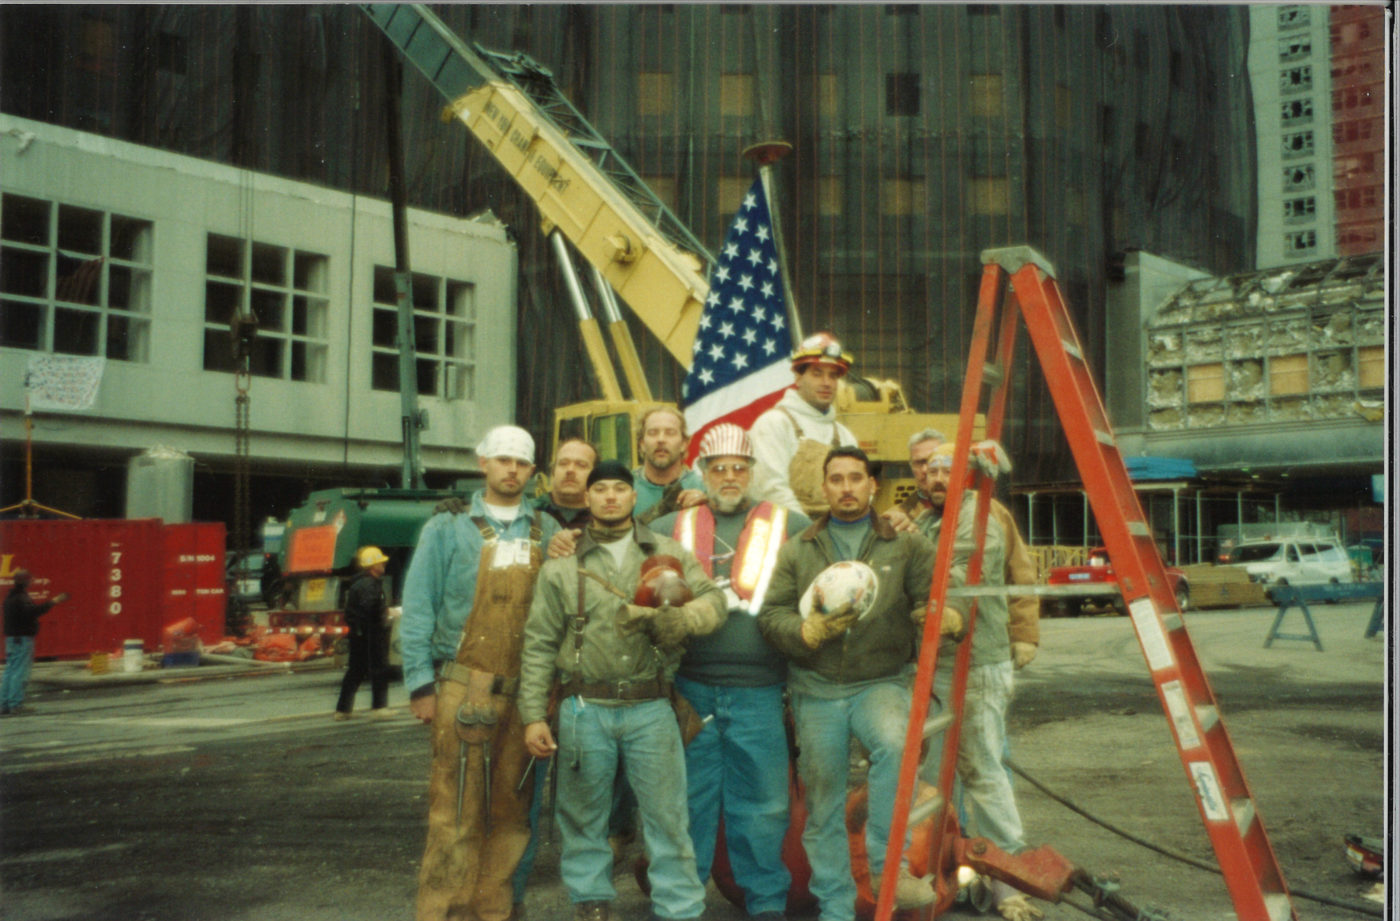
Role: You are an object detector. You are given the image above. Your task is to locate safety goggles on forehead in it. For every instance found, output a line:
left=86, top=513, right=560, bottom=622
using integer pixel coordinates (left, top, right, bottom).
left=707, top=462, right=750, bottom=476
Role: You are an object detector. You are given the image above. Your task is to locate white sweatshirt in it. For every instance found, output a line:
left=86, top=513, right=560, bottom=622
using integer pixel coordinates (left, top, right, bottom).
left=748, top=387, right=857, bottom=514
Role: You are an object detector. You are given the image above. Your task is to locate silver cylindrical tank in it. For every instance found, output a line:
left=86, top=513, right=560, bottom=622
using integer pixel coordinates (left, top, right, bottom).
left=125, top=445, right=194, bottom=522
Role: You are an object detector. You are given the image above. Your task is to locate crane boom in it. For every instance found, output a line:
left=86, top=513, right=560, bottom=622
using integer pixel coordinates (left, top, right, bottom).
left=362, top=3, right=712, bottom=368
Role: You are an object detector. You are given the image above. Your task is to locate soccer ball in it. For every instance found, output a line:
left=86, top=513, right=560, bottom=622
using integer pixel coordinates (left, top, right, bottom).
left=798, top=560, right=879, bottom=620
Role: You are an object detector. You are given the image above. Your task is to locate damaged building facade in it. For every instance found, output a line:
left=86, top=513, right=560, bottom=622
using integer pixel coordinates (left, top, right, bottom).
left=1024, top=250, right=1387, bottom=564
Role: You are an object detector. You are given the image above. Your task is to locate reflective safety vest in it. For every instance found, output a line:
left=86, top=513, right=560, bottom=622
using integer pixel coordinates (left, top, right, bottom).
left=673, top=501, right=788, bottom=616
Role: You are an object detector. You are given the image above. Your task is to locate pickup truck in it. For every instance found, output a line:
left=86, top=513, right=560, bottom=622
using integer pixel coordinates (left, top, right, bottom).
left=1045, top=547, right=1189, bottom=616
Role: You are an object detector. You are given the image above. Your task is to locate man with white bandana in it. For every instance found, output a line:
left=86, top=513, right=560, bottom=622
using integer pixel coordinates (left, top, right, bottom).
left=401, top=425, right=561, bottom=921
left=651, top=423, right=810, bottom=920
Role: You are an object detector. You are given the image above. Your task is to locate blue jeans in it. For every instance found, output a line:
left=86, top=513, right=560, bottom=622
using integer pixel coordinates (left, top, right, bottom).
left=555, top=696, right=706, bottom=919
left=792, top=679, right=912, bottom=921
left=1, top=636, right=35, bottom=710
left=512, top=750, right=548, bottom=903
left=676, top=676, right=791, bottom=914
left=922, top=660, right=1025, bottom=853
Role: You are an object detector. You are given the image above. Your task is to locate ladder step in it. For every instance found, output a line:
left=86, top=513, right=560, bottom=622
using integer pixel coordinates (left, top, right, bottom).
left=1127, top=521, right=1151, bottom=537
left=1232, top=797, right=1257, bottom=837
left=982, top=362, right=1004, bottom=387
left=1161, top=612, right=1183, bottom=632
left=1196, top=704, right=1219, bottom=734
left=1094, top=429, right=1116, bottom=447
left=1062, top=340, right=1083, bottom=361
left=908, top=790, right=946, bottom=827
left=1265, top=893, right=1293, bottom=921
left=922, top=710, right=955, bottom=740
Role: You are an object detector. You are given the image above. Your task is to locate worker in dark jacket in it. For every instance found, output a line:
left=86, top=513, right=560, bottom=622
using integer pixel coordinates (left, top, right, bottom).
left=334, top=546, right=393, bottom=720
left=2, top=569, right=70, bottom=715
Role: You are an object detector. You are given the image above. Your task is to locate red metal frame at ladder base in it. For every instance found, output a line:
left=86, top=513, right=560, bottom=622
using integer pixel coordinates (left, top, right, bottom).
left=872, top=246, right=1296, bottom=921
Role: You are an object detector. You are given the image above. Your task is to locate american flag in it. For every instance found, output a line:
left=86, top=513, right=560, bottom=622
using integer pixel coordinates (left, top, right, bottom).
left=681, top=177, right=794, bottom=463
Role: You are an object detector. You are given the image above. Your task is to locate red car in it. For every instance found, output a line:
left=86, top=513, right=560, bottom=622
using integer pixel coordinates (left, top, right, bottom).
left=1045, top=547, right=1189, bottom=616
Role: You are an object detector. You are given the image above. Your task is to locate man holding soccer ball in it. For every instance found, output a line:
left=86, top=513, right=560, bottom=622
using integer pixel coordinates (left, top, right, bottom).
left=758, top=445, right=963, bottom=920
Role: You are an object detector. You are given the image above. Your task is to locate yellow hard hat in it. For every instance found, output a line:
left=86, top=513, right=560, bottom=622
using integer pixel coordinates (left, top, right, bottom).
left=791, top=331, right=853, bottom=374
left=356, top=546, right=390, bottom=568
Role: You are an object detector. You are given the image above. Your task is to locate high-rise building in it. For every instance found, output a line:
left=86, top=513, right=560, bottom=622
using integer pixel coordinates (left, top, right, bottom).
left=1248, top=3, right=1387, bottom=266
left=1328, top=5, right=1386, bottom=256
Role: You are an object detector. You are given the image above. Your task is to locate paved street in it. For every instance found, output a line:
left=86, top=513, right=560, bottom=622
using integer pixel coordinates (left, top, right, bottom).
left=1, top=603, right=1388, bottom=921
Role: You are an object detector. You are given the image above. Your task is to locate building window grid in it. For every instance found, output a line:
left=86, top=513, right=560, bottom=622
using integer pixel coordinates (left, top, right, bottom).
left=202, top=234, right=329, bottom=382
left=0, top=193, right=153, bottom=361
left=1276, top=6, right=1310, bottom=30
left=1282, top=196, right=1316, bottom=222
left=1279, top=65, right=1313, bottom=94
left=1281, top=130, right=1315, bottom=159
left=371, top=266, right=476, bottom=401
left=1283, top=229, right=1317, bottom=255
left=1282, top=165, right=1316, bottom=192
left=1279, top=97, right=1313, bottom=125
left=1278, top=36, right=1312, bottom=61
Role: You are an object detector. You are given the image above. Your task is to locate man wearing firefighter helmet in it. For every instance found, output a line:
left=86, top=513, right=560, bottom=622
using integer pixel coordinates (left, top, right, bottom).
left=748, top=331, right=858, bottom=517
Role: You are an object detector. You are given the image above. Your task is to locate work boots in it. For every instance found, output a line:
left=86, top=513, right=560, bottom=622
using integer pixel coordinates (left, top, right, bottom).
left=573, top=900, right=610, bottom=921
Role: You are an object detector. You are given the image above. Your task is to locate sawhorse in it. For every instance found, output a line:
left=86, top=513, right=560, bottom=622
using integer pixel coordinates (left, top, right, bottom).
left=1264, top=581, right=1385, bottom=651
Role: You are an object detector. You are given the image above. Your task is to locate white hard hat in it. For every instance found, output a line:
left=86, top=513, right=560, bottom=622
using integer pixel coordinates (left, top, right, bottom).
left=697, top=423, right=754, bottom=461
left=798, top=560, right=879, bottom=620
left=475, top=425, right=535, bottom=464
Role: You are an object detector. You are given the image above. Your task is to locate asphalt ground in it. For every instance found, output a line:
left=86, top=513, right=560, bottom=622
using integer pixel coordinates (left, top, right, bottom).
left=1, top=600, right=1391, bottom=921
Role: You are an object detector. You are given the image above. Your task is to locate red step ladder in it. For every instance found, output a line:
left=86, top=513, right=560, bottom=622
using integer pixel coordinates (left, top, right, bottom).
left=873, top=246, right=1296, bottom=921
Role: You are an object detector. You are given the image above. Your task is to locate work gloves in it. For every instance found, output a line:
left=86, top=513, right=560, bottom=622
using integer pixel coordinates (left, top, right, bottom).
left=912, top=603, right=964, bottom=639
left=617, top=599, right=711, bottom=648
left=800, top=597, right=860, bottom=649
left=970, top=439, right=1012, bottom=479
left=1011, top=640, right=1038, bottom=669
left=432, top=496, right=469, bottom=516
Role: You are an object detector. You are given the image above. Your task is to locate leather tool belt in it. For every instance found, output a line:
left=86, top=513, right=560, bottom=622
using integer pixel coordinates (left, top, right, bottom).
left=438, top=660, right=520, bottom=697
left=559, top=674, right=667, bottom=701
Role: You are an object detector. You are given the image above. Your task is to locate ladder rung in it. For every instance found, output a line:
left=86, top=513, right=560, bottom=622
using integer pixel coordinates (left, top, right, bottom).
left=1265, top=894, right=1294, bottom=921
left=982, top=362, right=1004, bottom=387
left=1232, top=797, right=1257, bottom=837
left=922, top=710, right=955, bottom=740
left=908, top=790, right=946, bottom=827
left=1161, top=612, right=1183, bottom=632
left=1127, top=521, right=1151, bottom=537
left=1196, top=704, right=1219, bottom=734
left=1094, top=429, right=1116, bottom=446
left=1062, top=340, right=1083, bottom=361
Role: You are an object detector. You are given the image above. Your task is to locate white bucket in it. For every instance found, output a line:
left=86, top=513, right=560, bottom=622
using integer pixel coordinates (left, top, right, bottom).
left=123, top=639, right=144, bottom=673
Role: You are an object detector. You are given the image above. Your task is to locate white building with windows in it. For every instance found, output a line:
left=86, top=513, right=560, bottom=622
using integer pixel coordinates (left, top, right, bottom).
left=0, top=115, right=519, bottom=520
left=1246, top=4, right=1338, bottom=267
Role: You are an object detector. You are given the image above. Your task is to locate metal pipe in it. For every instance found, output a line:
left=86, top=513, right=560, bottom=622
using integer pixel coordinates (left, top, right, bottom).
left=552, top=231, right=623, bottom=402
left=589, top=265, right=653, bottom=402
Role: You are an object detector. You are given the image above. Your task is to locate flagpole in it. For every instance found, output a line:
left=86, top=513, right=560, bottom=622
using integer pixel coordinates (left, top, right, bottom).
left=743, top=140, right=803, bottom=344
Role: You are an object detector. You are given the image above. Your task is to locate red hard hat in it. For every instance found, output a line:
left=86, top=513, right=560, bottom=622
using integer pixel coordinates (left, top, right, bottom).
left=791, top=331, right=852, bottom=374
left=634, top=555, right=693, bottom=608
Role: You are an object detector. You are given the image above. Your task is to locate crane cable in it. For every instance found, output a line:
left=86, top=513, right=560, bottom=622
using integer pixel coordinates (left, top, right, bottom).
left=1004, top=757, right=1384, bottom=918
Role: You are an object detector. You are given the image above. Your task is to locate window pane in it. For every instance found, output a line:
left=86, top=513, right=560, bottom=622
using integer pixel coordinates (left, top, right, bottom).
left=372, top=308, right=398, bottom=348
left=250, top=242, right=285, bottom=285
left=250, top=287, right=285, bottom=331
left=414, top=314, right=440, bottom=355
left=56, top=254, right=103, bottom=305
left=106, top=315, right=149, bottom=362
left=206, top=280, right=241, bottom=324
left=57, top=204, right=102, bottom=254
left=207, top=234, right=242, bottom=278
left=248, top=337, right=283, bottom=378
left=447, top=281, right=474, bottom=320
left=416, top=357, right=437, bottom=395
left=110, top=266, right=152, bottom=313
left=719, top=74, right=753, bottom=116
left=110, top=216, right=152, bottom=262
left=0, top=299, right=43, bottom=349
left=2, top=194, right=50, bottom=245
left=1, top=247, right=48, bottom=297
left=412, top=272, right=437, bottom=309
left=293, top=251, right=326, bottom=291
left=52, top=307, right=100, bottom=355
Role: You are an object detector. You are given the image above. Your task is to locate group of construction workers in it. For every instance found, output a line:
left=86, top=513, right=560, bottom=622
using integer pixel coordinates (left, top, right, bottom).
left=383, top=331, right=1043, bottom=921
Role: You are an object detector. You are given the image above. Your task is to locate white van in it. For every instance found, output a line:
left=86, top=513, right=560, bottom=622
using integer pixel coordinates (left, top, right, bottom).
left=1225, top=537, right=1353, bottom=586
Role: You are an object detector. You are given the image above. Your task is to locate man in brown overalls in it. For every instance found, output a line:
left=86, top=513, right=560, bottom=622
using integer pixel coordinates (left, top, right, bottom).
left=400, top=425, right=562, bottom=921
left=748, top=332, right=858, bottom=516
